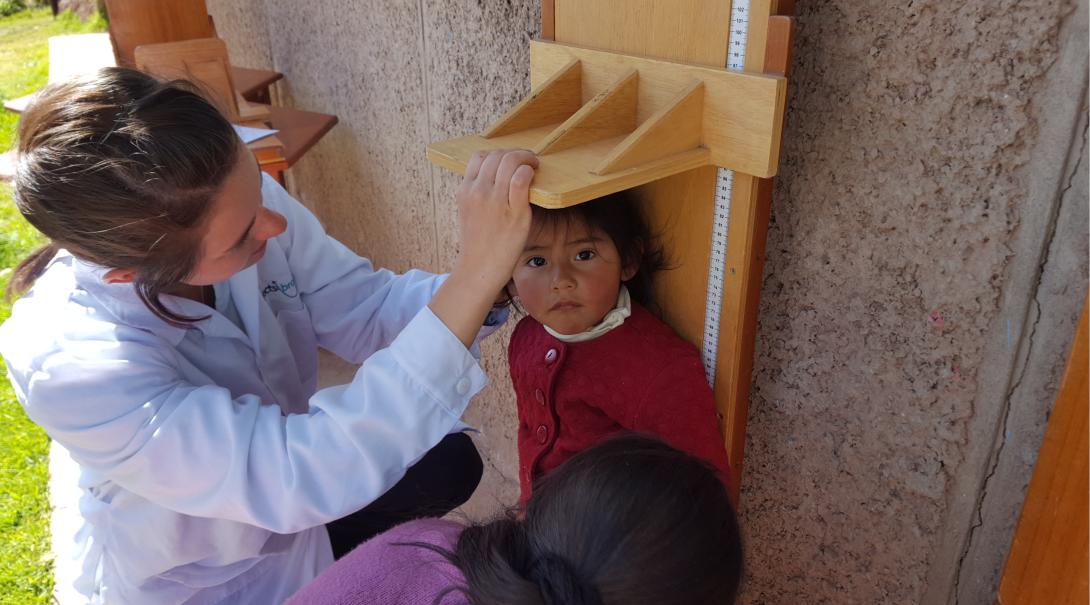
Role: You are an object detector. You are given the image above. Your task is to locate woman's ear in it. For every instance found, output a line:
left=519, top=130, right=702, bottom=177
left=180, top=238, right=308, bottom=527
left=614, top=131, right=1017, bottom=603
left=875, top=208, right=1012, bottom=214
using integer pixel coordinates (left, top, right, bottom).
left=103, top=268, right=136, bottom=284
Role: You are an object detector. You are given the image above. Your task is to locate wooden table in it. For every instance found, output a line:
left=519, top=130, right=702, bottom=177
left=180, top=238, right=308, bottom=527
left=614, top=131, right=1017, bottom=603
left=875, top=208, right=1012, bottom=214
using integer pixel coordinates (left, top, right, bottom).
left=231, top=66, right=283, bottom=104
left=251, top=104, right=339, bottom=184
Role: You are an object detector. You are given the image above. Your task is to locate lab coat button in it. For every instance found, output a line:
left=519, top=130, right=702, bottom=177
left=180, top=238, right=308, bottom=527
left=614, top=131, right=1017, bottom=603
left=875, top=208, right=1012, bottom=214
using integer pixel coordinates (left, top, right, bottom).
left=455, top=377, right=471, bottom=395
left=536, top=425, right=548, bottom=443
left=534, top=388, right=545, bottom=405
left=544, top=348, right=558, bottom=364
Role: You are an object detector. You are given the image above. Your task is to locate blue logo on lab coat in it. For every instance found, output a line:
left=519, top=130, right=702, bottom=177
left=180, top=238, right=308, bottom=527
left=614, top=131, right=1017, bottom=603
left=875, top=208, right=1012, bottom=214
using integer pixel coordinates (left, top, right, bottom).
left=262, top=278, right=299, bottom=299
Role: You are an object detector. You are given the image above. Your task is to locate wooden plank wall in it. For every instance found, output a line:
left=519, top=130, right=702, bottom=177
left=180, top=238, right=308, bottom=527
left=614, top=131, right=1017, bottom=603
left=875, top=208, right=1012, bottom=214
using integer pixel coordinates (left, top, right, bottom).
left=998, top=298, right=1089, bottom=604
left=545, top=0, right=792, bottom=501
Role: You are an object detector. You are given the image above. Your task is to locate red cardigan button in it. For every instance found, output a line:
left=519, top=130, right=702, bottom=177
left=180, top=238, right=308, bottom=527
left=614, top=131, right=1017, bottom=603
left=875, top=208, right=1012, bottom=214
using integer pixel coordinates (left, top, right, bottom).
left=536, top=425, right=548, bottom=443
left=534, top=388, right=545, bottom=405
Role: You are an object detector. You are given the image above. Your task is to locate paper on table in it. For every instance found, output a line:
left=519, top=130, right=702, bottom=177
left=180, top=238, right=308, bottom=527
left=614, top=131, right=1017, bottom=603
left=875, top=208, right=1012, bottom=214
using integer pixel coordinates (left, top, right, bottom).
left=233, top=124, right=279, bottom=144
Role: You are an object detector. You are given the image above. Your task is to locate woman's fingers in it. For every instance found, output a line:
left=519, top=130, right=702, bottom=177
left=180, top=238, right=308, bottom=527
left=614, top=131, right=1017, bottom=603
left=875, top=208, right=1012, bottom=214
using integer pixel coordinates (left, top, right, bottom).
left=451, top=148, right=538, bottom=291
left=494, top=150, right=539, bottom=201
left=475, top=150, right=506, bottom=187
left=464, top=150, right=487, bottom=182
left=507, top=163, right=536, bottom=210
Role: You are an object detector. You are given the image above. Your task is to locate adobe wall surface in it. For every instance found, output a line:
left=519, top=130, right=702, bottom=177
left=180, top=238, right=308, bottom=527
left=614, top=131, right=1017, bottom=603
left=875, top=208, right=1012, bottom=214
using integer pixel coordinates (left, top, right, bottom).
left=208, top=1, right=1088, bottom=602
left=740, top=2, right=1087, bottom=603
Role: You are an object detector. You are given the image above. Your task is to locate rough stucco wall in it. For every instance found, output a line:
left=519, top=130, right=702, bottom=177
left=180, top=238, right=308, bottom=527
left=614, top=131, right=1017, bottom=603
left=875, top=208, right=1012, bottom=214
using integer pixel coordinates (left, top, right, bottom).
left=207, top=1, right=1088, bottom=602
left=423, top=1, right=540, bottom=515
left=204, top=0, right=272, bottom=71
left=739, top=1, right=1087, bottom=604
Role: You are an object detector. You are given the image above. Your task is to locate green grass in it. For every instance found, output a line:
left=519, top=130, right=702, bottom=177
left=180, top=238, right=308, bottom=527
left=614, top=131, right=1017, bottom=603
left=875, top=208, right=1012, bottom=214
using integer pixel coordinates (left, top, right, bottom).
left=0, top=7, right=106, bottom=151
left=0, top=7, right=106, bottom=604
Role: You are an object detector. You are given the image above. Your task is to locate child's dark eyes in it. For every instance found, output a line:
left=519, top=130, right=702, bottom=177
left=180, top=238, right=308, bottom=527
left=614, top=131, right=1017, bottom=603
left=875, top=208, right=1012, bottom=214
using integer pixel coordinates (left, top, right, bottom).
left=527, top=256, right=547, bottom=268
left=575, top=249, right=596, bottom=261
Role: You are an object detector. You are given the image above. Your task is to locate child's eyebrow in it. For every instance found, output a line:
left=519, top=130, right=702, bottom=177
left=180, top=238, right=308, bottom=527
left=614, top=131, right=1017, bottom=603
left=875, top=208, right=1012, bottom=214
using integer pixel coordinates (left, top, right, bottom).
left=565, top=236, right=603, bottom=246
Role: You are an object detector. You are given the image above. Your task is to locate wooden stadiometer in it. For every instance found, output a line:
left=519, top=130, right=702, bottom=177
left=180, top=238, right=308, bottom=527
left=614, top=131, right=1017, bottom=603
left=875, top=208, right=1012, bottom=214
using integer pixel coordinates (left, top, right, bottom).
left=427, top=41, right=787, bottom=208
left=429, top=0, right=795, bottom=504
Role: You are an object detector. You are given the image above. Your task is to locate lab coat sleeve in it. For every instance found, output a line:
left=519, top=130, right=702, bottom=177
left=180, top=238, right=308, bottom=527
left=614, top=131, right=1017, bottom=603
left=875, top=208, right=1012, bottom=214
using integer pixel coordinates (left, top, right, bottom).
left=261, top=175, right=506, bottom=363
left=15, top=307, right=487, bottom=534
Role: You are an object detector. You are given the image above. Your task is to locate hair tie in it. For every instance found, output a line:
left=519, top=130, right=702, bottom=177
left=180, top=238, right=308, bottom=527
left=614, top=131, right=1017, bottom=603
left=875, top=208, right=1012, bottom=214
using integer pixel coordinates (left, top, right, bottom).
left=528, top=552, right=603, bottom=605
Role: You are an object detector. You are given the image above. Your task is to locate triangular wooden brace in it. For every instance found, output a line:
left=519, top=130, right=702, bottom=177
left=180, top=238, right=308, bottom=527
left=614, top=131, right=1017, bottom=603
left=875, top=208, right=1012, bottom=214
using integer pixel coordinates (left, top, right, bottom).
left=594, top=79, right=705, bottom=175
left=533, top=68, right=638, bottom=156
left=482, top=59, right=582, bottom=138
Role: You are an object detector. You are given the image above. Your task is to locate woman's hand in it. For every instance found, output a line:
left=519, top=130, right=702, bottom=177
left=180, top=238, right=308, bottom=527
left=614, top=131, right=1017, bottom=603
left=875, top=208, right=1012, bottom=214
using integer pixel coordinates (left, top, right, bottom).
left=454, top=149, right=538, bottom=290
left=430, top=149, right=538, bottom=348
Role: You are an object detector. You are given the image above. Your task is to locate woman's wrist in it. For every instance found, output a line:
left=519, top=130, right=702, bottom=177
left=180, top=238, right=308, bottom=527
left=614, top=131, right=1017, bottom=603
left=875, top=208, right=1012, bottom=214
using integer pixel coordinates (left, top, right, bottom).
left=429, top=267, right=506, bottom=348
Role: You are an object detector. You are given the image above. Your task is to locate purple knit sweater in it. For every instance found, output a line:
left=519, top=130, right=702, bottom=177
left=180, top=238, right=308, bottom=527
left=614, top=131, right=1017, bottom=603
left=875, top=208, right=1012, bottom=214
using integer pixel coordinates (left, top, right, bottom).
left=285, top=519, right=468, bottom=605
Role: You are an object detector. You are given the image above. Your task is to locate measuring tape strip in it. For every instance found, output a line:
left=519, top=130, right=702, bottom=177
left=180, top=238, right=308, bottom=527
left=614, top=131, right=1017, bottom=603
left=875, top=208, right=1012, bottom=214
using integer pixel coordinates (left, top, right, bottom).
left=701, top=0, right=750, bottom=386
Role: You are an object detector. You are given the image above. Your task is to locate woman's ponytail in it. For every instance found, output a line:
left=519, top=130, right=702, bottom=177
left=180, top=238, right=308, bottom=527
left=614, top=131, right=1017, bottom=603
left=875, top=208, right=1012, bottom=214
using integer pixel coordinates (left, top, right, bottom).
left=7, top=242, right=59, bottom=299
left=528, top=552, right=603, bottom=605
left=452, top=516, right=545, bottom=604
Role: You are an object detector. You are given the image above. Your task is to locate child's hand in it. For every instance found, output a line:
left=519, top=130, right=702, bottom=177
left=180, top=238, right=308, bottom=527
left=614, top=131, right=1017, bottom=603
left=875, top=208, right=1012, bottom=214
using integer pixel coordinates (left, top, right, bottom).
left=430, top=149, right=537, bottom=348
left=454, top=149, right=538, bottom=291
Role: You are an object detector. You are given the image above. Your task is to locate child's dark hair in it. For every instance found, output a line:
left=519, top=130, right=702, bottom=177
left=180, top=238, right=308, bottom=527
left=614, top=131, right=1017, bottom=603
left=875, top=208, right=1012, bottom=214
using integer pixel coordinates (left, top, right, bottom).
left=10, top=67, right=240, bottom=325
left=529, top=190, right=668, bottom=307
left=427, top=433, right=743, bottom=605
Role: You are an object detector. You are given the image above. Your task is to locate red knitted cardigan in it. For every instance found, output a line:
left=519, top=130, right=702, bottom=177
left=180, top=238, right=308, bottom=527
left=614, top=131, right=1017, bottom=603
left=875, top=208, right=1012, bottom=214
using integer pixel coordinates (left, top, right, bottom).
left=509, top=302, right=732, bottom=503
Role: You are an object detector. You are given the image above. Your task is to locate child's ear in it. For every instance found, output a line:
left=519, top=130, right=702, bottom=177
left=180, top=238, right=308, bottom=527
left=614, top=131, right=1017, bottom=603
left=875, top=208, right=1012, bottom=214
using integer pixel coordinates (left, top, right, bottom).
left=497, top=279, right=518, bottom=305
left=620, top=241, right=642, bottom=282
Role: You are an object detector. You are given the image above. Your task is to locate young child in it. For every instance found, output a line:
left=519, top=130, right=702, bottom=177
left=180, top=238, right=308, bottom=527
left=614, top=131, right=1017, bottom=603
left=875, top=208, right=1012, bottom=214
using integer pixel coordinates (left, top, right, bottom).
left=285, top=434, right=744, bottom=605
left=508, top=190, right=732, bottom=501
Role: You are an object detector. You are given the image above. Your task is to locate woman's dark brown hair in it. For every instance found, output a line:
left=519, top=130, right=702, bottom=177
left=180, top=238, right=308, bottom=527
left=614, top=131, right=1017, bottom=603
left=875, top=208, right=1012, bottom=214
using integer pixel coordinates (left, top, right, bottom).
left=423, top=433, right=743, bottom=605
left=10, top=67, right=240, bottom=325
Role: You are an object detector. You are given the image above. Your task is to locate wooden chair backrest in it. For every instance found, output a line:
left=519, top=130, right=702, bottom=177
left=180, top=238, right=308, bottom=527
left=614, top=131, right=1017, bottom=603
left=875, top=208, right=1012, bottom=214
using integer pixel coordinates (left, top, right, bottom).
left=134, top=38, right=240, bottom=122
left=104, top=0, right=214, bottom=67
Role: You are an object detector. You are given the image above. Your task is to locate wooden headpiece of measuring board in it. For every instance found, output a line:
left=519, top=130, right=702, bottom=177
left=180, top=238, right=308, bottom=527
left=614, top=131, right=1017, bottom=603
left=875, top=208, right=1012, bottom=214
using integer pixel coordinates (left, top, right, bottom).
left=426, top=40, right=787, bottom=208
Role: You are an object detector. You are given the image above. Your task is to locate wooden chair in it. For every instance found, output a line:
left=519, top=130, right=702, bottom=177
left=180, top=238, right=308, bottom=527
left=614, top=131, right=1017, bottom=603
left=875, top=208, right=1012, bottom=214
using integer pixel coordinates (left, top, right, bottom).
left=103, top=0, right=215, bottom=68
left=103, top=0, right=282, bottom=103
left=134, top=38, right=337, bottom=185
left=134, top=38, right=268, bottom=123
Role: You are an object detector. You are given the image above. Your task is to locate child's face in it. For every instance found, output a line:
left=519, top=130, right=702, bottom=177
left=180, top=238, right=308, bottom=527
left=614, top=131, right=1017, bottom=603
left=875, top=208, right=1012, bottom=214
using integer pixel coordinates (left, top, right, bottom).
left=511, top=218, right=635, bottom=335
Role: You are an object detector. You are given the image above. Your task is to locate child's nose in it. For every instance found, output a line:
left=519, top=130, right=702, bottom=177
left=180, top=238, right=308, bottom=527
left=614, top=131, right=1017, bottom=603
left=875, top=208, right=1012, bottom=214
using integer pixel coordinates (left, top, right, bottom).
left=551, top=265, right=576, bottom=289
left=254, top=209, right=288, bottom=241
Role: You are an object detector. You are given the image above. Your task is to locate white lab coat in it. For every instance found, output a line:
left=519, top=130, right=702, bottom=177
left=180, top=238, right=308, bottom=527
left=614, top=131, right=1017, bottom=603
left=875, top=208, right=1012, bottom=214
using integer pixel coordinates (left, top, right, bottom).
left=0, top=174, right=502, bottom=604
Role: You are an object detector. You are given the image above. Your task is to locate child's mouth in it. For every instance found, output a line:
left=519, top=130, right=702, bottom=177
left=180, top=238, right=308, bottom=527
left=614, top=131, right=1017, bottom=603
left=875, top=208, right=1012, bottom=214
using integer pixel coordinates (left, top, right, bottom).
left=550, top=301, right=582, bottom=311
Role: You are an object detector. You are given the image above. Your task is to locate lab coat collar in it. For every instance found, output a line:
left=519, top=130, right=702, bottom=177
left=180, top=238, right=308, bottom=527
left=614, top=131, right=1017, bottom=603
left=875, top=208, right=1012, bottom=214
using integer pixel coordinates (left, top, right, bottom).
left=68, top=252, right=253, bottom=347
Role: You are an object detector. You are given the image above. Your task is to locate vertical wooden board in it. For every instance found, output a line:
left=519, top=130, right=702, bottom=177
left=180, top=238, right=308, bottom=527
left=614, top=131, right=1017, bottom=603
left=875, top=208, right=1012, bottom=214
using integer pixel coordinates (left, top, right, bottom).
left=554, top=0, right=730, bottom=67
left=635, top=167, right=719, bottom=349
left=998, top=300, right=1089, bottom=605
left=714, top=2, right=792, bottom=495
left=715, top=174, right=771, bottom=479
left=744, top=0, right=772, bottom=73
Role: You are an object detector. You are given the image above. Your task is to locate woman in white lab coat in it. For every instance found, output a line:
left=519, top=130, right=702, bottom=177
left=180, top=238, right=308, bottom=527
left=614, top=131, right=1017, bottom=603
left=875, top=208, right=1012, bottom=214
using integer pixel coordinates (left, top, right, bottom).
left=0, top=68, right=537, bottom=604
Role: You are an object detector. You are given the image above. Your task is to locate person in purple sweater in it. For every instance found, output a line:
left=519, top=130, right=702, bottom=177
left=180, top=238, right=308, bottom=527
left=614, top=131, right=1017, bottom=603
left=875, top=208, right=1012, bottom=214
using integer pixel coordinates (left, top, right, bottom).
left=287, top=433, right=744, bottom=605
